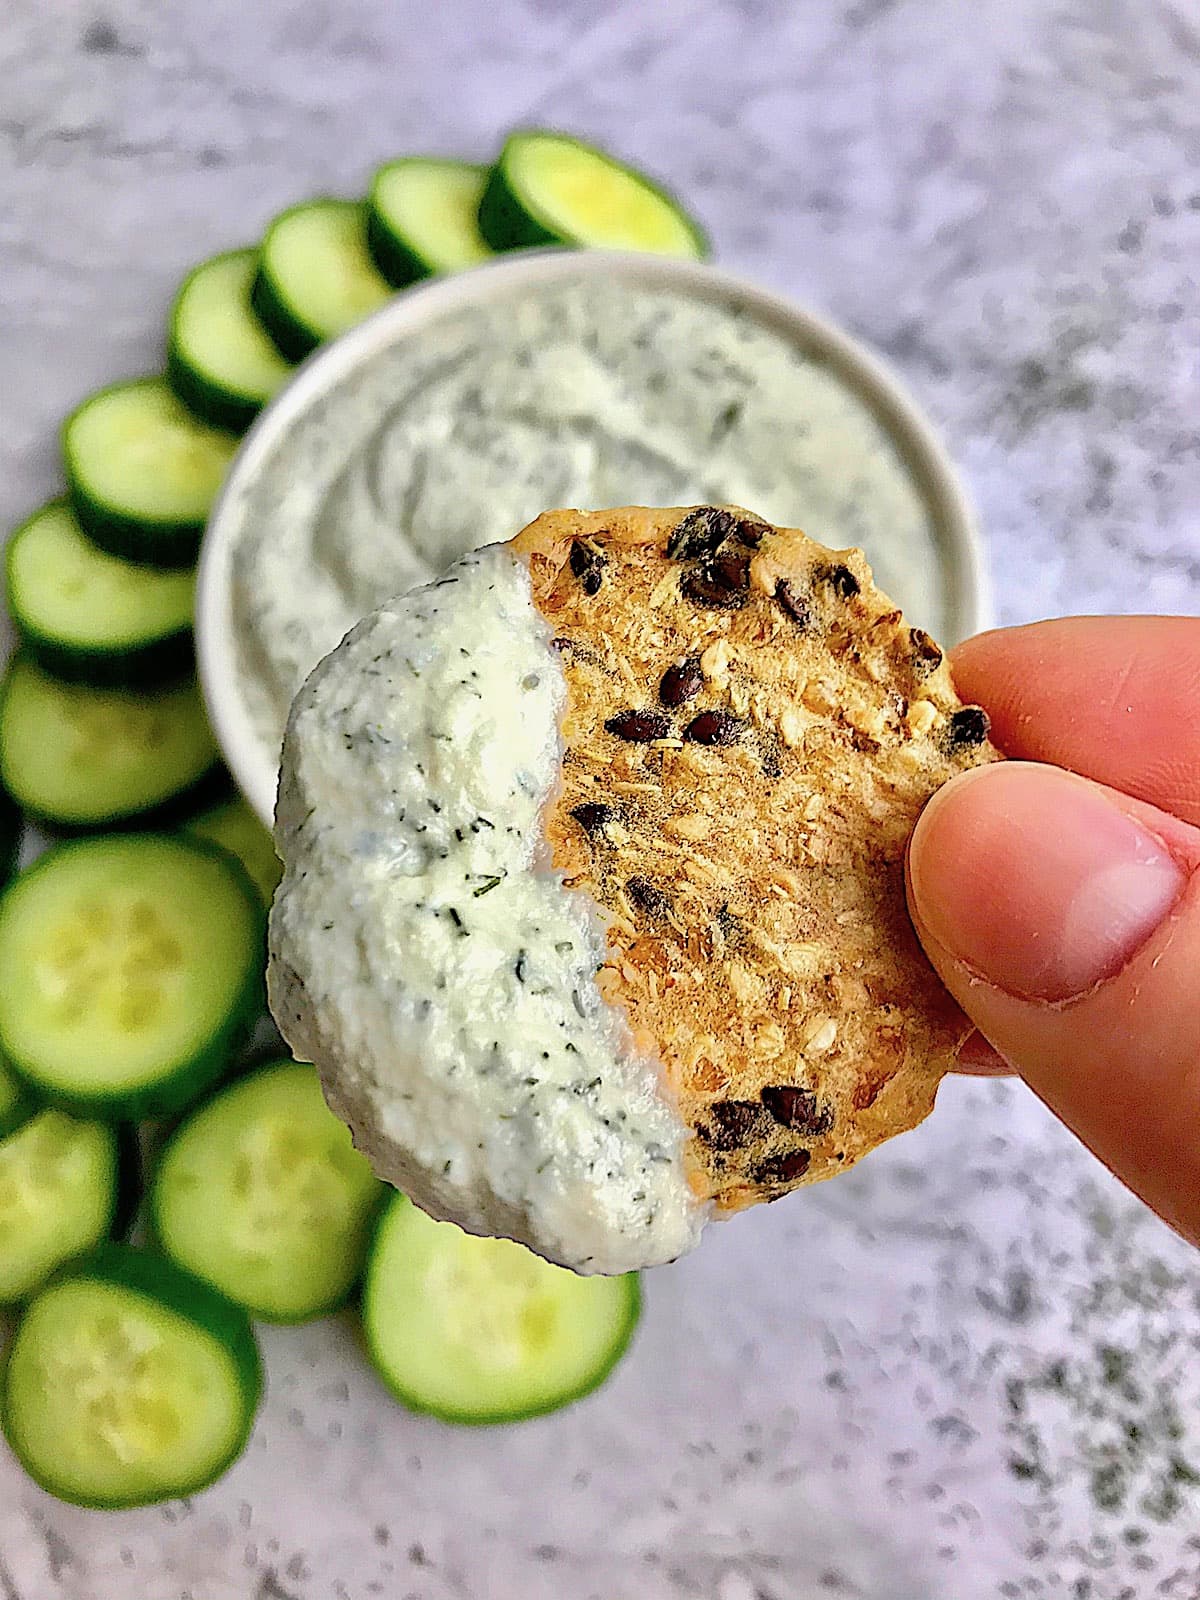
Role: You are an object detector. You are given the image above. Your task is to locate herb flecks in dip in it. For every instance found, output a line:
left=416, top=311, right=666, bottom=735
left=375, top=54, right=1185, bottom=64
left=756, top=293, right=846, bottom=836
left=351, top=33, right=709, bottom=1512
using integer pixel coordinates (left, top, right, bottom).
left=229, top=279, right=946, bottom=771
left=268, top=547, right=706, bottom=1274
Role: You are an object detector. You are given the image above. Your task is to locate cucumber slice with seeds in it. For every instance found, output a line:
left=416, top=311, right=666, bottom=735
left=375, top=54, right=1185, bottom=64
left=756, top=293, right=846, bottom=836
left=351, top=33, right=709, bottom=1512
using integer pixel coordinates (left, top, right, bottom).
left=362, top=1193, right=641, bottom=1424
left=0, top=835, right=264, bottom=1120
left=152, top=1060, right=383, bottom=1322
left=64, top=379, right=238, bottom=568
left=251, top=198, right=393, bottom=362
left=6, top=501, right=194, bottom=686
left=478, top=130, right=708, bottom=258
left=1, top=1244, right=262, bottom=1508
left=0, top=1111, right=139, bottom=1303
left=167, top=249, right=294, bottom=434
left=185, top=795, right=281, bottom=906
left=367, top=158, right=492, bottom=287
left=0, top=656, right=219, bottom=829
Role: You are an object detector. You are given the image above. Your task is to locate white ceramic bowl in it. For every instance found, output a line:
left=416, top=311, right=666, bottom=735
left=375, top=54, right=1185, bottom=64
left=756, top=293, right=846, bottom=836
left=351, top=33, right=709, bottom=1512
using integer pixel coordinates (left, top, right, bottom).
left=197, top=250, right=989, bottom=826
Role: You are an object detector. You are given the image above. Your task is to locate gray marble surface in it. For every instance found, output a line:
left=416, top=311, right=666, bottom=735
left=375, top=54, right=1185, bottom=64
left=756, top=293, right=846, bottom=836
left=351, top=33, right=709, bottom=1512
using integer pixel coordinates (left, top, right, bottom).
left=1, top=2, right=1198, bottom=1596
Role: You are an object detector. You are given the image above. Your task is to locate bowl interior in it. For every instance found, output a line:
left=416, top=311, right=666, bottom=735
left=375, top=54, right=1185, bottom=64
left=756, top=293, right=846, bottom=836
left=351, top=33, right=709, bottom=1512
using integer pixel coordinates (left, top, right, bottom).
left=197, top=250, right=987, bottom=827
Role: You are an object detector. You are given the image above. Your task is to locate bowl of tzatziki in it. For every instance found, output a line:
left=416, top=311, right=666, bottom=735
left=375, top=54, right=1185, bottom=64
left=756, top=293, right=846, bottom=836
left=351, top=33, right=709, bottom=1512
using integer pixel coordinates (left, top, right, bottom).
left=196, top=249, right=987, bottom=825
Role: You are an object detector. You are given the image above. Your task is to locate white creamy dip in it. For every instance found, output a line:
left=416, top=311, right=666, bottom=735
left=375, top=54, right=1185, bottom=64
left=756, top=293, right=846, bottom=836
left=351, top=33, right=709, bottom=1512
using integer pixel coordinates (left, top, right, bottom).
left=268, top=545, right=707, bottom=1274
left=229, top=277, right=947, bottom=773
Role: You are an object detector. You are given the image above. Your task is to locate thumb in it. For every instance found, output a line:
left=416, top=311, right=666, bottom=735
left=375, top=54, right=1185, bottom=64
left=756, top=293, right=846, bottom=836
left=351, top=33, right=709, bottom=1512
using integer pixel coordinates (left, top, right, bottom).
left=907, top=761, right=1200, bottom=1246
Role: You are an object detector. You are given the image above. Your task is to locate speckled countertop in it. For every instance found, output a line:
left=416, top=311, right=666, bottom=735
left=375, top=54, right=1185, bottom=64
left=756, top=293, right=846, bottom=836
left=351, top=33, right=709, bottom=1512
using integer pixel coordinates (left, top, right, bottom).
left=1, top=2, right=1198, bottom=1597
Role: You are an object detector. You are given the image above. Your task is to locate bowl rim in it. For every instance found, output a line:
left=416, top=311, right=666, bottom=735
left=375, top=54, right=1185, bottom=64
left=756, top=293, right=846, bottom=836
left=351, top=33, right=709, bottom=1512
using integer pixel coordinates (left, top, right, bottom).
left=196, top=247, right=990, bottom=828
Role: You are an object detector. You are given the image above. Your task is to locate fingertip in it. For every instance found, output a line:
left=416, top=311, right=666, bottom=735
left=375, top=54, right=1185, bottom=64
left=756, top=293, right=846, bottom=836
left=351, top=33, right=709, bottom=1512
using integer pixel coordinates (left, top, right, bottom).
left=908, top=762, right=1188, bottom=1003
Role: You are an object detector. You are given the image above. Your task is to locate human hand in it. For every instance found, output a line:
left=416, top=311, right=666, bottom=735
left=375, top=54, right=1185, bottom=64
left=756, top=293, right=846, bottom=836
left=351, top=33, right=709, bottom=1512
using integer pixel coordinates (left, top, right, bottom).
left=906, top=616, right=1200, bottom=1245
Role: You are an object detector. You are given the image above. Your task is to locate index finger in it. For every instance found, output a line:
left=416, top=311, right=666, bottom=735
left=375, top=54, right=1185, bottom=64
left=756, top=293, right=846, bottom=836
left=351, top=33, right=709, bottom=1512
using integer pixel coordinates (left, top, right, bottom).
left=950, top=616, right=1200, bottom=826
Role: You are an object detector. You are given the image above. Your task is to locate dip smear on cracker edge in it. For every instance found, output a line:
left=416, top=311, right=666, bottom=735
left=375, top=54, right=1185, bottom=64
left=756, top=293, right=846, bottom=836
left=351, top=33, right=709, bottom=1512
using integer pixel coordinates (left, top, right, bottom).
left=267, top=507, right=999, bottom=1274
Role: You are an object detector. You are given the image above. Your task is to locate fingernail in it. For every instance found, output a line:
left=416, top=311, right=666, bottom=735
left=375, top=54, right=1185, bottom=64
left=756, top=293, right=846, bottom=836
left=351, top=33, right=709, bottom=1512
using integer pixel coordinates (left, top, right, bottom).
left=909, top=763, right=1188, bottom=1002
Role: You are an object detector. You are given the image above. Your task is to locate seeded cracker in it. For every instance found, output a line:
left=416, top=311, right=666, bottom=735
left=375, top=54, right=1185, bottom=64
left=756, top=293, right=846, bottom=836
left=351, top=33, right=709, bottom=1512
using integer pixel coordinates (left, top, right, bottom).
left=510, top=506, right=1001, bottom=1213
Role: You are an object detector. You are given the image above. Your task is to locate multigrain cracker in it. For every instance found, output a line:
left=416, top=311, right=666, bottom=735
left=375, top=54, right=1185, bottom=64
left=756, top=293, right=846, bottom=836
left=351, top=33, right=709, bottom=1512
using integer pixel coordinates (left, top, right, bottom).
left=511, top=505, right=1001, bottom=1213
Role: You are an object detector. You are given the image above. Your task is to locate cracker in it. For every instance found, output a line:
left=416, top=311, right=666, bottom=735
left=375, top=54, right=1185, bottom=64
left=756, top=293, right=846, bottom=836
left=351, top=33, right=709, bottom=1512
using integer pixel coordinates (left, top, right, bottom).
left=511, top=505, right=1000, bottom=1212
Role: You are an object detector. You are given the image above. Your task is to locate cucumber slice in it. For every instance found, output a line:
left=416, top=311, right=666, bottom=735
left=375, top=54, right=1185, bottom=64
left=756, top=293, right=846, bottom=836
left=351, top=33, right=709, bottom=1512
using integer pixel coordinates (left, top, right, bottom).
left=185, top=796, right=281, bottom=906
left=367, top=158, right=492, bottom=287
left=151, top=1060, right=382, bottom=1322
left=362, top=1194, right=641, bottom=1424
left=0, top=1111, right=139, bottom=1303
left=6, top=501, right=194, bottom=687
left=1, top=1244, right=261, bottom=1508
left=0, top=655, right=219, bottom=829
left=0, top=1058, right=36, bottom=1141
left=251, top=199, right=393, bottom=362
left=478, top=130, right=709, bottom=258
left=0, top=835, right=264, bottom=1120
left=63, top=379, right=238, bottom=568
left=167, top=249, right=294, bottom=434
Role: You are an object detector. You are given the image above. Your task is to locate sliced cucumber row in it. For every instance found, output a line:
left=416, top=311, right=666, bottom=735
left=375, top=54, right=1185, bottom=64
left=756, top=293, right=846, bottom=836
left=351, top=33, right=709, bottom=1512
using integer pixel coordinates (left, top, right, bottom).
left=6, top=501, right=194, bottom=687
left=367, top=158, right=492, bottom=286
left=63, top=379, right=238, bottom=569
left=0, top=655, right=219, bottom=829
left=0, top=834, right=264, bottom=1121
left=185, top=795, right=281, bottom=906
left=2, top=1244, right=262, bottom=1508
left=362, top=1193, right=641, bottom=1424
left=167, top=248, right=294, bottom=435
left=0, top=1110, right=139, bottom=1304
left=252, top=198, right=393, bottom=362
left=152, top=1060, right=382, bottom=1323
left=478, top=130, right=708, bottom=258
